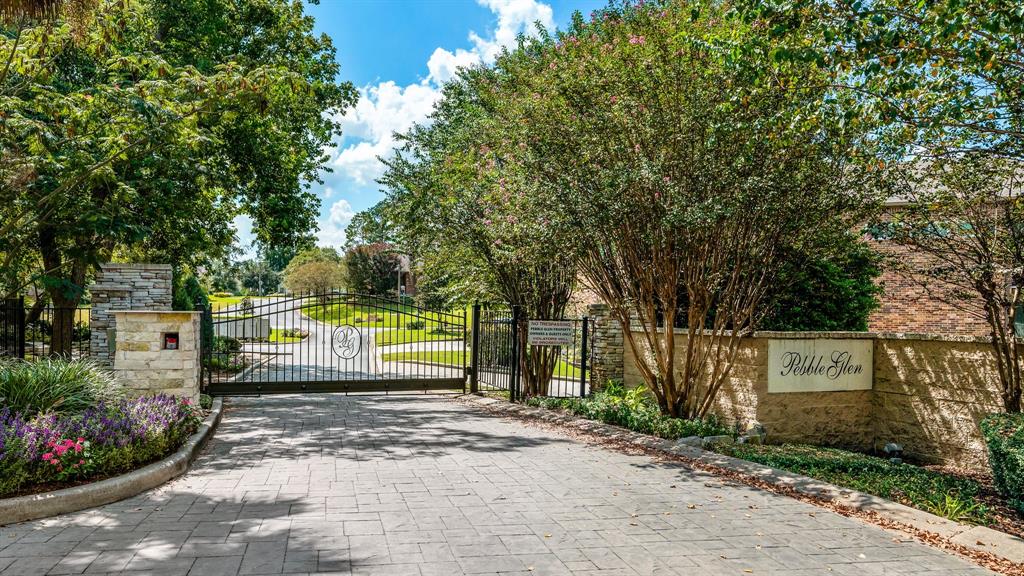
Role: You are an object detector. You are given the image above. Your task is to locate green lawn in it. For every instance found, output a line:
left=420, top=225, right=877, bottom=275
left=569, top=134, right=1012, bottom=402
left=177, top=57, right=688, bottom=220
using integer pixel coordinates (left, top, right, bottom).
left=269, top=328, right=306, bottom=343
left=209, top=295, right=255, bottom=311
left=305, top=300, right=466, bottom=329
left=381, top=350, right=585, bottom=378
left=374, top=328, right=465, bottom=346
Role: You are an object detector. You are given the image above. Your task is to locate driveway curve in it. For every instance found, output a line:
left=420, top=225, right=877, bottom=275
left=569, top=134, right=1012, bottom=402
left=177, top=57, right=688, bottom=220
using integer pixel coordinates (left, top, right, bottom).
left=0, top=395, right=994, bottom=575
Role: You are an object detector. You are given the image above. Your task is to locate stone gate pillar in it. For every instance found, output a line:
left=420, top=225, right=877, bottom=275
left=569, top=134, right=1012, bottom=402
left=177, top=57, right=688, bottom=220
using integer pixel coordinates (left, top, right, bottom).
left=89, top=263, right=173, bottom=366
left=587, top=303, right=624, bottom=389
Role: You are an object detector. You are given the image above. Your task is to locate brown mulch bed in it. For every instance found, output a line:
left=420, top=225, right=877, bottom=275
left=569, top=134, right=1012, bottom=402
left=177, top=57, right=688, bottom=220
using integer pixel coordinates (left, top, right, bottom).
left=463, top=397, right=1024, bottom=576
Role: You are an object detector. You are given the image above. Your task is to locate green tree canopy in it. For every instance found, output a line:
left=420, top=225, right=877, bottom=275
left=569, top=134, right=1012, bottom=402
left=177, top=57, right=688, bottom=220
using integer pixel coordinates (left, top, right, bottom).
left=0, top=0, right=355, bottom=314
left=475, top=0, right=878, bottom=415
left=735, top=0, right=1024, bottom=158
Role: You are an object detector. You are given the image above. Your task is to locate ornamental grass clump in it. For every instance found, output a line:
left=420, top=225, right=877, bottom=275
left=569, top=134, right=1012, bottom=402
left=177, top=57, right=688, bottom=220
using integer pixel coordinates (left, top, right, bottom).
left=0, top=358, right=124, bottom=416
left=0, top=394, right=201, bottom=497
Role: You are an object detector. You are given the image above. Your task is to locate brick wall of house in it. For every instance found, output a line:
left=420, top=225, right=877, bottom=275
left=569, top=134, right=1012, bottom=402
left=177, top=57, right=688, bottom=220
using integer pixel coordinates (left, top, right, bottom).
left=865, top=203, right=991, bottom=336
left=866, top=239, right=990, bottom=336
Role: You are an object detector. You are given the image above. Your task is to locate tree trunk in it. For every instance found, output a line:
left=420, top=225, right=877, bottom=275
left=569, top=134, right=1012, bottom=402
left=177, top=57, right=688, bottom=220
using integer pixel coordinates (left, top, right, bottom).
left=37, top=224, right=86, bottom=357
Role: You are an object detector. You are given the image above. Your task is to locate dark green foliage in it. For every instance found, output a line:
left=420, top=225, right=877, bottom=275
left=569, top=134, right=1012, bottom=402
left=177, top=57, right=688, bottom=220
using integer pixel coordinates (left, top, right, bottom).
left=760, top=236, right=882, bottom=331
left=345, top=244, right=400, bottom=297
left=981, top=413, right=1024, bottom=514
left=173, top=273, right=209, bottom=311
left=526, top=383, right=731, bottom=440
left=715, top=443, right=989, bottom=524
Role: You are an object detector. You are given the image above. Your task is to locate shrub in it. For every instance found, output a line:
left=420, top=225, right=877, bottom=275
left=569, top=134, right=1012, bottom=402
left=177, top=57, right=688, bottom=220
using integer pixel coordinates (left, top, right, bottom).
left=0, top=394, right=201, bottom=497
left=526, top=384, right=730, bottom=440
left=715, top=443, right=989, bottom=524
left=405, top=320, right=426, bottom=330
left=212, top=337, right=242, bottom=354
left=212, top=291, right=234, bottom=298
left=981, top=413, right=1024, bottom=513
left=0, top=359, right=125, bottom=416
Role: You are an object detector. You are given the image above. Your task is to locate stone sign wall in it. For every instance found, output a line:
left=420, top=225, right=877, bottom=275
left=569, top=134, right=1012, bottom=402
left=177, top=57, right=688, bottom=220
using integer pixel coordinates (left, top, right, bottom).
left=767, top=337, right=873, bottom=393
left=621, top=329, right=1004, bottom=471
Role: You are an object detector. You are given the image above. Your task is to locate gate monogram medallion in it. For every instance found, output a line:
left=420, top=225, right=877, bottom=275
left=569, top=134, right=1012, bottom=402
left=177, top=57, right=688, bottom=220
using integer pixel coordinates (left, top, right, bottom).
left=332, top=325, right=360, bottom=359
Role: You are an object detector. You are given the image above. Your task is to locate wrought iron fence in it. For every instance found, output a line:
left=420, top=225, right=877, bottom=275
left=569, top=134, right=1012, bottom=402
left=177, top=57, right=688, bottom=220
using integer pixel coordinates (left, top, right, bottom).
left=0, top=298, right=91, bottom=360
left=471, top=305, right=593, bottom=400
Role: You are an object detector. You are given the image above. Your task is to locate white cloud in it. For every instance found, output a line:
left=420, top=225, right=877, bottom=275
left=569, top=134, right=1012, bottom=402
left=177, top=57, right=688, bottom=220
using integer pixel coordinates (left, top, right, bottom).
left=332, top=81, right=443, bottom=185
left=328, top=0, right=555, bottom=187
left=426, top=46, right=481, bottom=86
left=318, top=198, right=357, bottom=248
left=469, top=0, right=554, bottom=62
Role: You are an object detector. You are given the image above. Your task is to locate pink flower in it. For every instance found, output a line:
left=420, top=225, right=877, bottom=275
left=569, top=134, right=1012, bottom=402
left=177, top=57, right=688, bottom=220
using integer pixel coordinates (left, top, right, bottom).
left=629, top=35, right=646, bottom=45
left=42, top=453, right=53, bottom=461
left=610, top=95, right=618, bottom=104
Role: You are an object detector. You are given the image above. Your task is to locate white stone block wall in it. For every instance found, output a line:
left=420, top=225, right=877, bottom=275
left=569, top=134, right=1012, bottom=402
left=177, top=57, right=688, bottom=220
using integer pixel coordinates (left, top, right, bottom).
left=112, top=311, right=201, bottom=403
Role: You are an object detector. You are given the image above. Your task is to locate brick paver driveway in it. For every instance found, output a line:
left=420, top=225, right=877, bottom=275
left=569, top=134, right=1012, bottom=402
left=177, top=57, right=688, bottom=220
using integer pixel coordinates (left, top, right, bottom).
left=0, top=395, right=993, bottom=575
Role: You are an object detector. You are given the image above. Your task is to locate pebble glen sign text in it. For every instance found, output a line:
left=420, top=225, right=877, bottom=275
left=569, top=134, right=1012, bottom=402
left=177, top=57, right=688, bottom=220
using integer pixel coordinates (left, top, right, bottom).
left=527, top=320, right=574, bottom=346
left=767, top=339, right=873, bottom=393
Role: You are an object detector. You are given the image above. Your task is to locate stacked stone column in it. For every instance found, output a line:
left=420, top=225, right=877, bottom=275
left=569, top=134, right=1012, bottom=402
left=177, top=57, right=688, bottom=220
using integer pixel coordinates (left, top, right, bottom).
left=587, top=303, right=624, bottom=389
left=90, top=263, right=173, bottom=366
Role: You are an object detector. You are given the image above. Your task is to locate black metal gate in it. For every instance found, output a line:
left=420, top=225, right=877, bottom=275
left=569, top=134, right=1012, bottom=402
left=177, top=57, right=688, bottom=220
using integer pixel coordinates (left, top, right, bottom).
left=201, top=292, right=467, bottom=395
left=468, top=305, right=593, bottom=400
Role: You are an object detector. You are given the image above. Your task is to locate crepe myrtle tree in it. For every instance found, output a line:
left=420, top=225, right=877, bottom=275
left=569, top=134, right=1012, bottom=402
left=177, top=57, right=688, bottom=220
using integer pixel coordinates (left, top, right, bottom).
left=488, top=1, right=877, bottom=417
left=734, top=0, right=1024, bottom=160
left=381, top=69, right=576, bottom=399
left=882, top=155, right=1024, bottom=413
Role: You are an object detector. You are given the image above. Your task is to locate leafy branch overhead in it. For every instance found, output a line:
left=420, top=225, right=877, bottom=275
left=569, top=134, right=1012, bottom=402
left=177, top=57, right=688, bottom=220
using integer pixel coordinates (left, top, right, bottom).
left=0, top=0, right=357, bottom=309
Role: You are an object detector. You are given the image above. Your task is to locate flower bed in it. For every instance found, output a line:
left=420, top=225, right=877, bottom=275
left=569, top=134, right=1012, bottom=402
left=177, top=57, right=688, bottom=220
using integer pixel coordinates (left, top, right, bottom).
left=0, top=394, right=201, bottom=498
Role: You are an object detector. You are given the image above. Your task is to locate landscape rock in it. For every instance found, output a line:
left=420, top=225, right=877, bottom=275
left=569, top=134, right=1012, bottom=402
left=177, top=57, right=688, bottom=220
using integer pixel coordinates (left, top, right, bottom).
left=702, top=435, right=734, bottom=448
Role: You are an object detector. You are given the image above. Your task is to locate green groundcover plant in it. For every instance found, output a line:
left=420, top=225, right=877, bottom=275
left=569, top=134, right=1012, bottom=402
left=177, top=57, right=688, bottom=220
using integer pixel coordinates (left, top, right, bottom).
left=0, top=394, right=201, bottom=497
left=981, top=413, right=1024, bottom=514
left=0, top=359, right=125, bottom=416
left=526, top=383, right=731, bottom=440
left=715, top=443, right=990, bottom=524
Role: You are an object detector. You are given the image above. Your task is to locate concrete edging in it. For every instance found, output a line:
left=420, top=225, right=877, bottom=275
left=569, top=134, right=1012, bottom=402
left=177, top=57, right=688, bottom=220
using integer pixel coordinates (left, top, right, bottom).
left=0, top=397, right=224, bottom=526
left=463, top=394, right=1024, bottom=566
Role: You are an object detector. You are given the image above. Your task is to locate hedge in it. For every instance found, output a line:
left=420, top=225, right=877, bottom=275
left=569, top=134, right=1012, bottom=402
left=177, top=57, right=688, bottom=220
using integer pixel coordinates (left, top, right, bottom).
left=981, top=412, right=1024, bottom=514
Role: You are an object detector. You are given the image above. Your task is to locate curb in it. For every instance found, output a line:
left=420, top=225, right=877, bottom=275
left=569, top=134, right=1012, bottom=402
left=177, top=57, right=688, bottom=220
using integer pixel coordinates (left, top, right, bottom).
left=0, top=397, right=225, bottom=526
left=463, top=395, right=1024, bottom=567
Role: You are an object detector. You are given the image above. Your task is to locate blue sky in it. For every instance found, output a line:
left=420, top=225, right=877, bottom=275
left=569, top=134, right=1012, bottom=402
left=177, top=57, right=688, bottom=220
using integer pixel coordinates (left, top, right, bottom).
left=235, top=0, right=605, bottom=255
